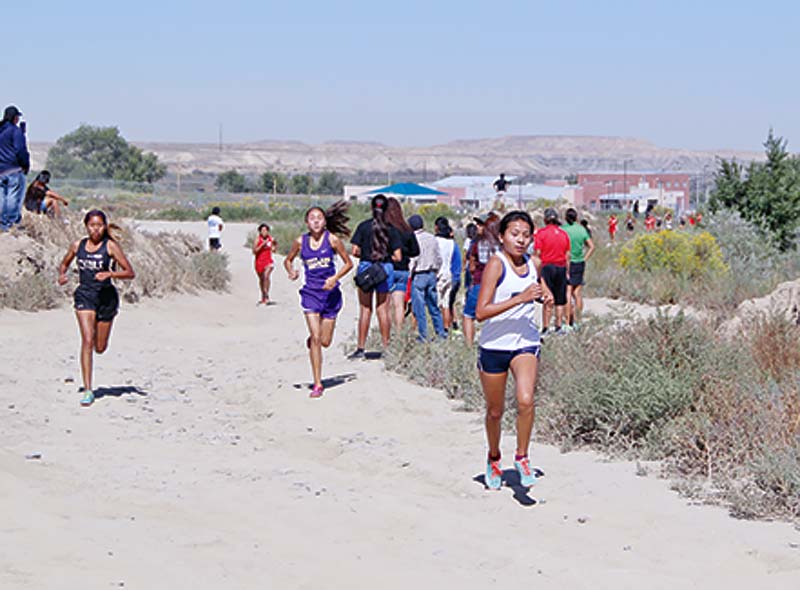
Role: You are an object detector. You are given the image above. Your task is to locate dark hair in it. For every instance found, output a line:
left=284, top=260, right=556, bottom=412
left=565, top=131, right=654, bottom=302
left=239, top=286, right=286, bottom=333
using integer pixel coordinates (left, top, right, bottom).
left=83, top=209, right=119, bottom=241
left=482, top=212, right=501, bottom=245
left=369, top=194, right=389, bottom=261
left=211, top=206, right=221, bottom=215
left=384, top=197, right=411, bottom=233
left=580, top=218, right=592, bottom=237
left=305, top=200, right=351, bottom=237
left=258, top=223, right=270, bottom=232
left=465, top=222, right=478, bottom=241
left=434, top=216, right=452, bottom=239
left=565, top=208, right=578, bottom=224
left=36, top=170, right=51, bottom=184
left=499, top=210, right=534, bottom=235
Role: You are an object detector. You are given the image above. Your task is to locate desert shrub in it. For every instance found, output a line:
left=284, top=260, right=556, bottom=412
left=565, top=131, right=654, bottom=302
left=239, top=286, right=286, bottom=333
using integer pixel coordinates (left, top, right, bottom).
left=190, top=251, right=231, bottom=292
left=619, top=230, right=727, bottom=279
left=0, top=272, right=63, bottom=311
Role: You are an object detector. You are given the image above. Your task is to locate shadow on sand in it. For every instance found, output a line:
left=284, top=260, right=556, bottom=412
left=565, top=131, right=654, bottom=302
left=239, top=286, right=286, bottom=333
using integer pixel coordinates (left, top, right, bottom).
left=293, top=373, right=358, bottom=391
left=473, top=467, right=546, bottom=507
left=93, top=385, right=149, bottom=400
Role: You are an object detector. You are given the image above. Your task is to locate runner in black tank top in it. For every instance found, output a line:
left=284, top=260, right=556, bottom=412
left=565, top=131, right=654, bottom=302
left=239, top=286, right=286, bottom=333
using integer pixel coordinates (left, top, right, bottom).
left=58, top=210, right=135, bottom=407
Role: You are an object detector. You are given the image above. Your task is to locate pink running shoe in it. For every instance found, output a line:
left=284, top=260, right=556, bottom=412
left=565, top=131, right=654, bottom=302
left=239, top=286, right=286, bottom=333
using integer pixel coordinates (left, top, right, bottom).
left=310, top=384, right=324, bottom=398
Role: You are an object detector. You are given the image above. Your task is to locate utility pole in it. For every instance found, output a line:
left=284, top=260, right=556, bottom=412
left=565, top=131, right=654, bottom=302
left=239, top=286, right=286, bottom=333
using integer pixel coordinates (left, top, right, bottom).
left=218, top=123, right=223, bottom=152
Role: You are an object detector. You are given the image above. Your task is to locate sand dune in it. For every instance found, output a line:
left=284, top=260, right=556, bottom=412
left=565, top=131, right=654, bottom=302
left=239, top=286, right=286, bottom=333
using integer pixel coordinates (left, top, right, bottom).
left=1, top=221, right=798, bottom=589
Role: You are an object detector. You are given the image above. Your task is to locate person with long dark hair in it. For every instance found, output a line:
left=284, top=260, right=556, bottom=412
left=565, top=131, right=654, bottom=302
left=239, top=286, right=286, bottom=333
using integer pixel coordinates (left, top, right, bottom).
left=384, top=197, right=419, bottom=328
left=58, top=210, right=135, bottom=406
left=349, top=194, right=402, bottom=358
left=463, top=212, right=500, bottom=344
left=284, top=201, right=353, bottom=397
left=24, top=170, right=69, bottom=216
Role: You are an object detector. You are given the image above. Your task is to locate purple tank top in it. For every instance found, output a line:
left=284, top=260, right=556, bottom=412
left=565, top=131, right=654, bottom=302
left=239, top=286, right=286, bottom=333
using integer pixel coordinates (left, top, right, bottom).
left=301, top=231, right=336, bottom=289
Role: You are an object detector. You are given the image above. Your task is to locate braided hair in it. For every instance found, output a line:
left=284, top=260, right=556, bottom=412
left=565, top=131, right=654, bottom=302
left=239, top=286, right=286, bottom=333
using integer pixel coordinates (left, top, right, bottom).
left=369, top=194, right=389, bottom=261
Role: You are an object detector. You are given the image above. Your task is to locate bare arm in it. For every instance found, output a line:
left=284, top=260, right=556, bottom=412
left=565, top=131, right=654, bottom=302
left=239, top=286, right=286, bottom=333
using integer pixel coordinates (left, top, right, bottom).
left=323, top=234, right=354, bottom=290
left=284, top=237, right=302, bottom=281
left=99, top=241, right=135, bottom=281
left=252, top=237, right=263, bottom=255
left=475, top=257, right=542, bottom=322
left=57, top=240, right=79, bottom=285
left=391, top=248, right=402, bottom=263
left=351, top=244, right=361, bottom=259
left=46, top=189, right=68, bottom=205
left=584, top=237, right=596, bottom=261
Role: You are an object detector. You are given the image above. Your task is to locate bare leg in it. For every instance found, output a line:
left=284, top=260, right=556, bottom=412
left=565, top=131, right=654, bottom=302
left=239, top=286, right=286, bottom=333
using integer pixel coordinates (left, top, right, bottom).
left=374, top=291, right=391, bottom=347
left=76, top=311, right=97, bottom=391
left=509, top=354, right=539, bottom=457
left=263, top=266, right=273, bottom=301
left=257, top=271, right=266, bottom=302
left=304, top=313, right=324, bottom=387
left=390, top=291, right=405, bottom=328
left=319, top=317, right=337, bottom=348
left=356, top=289, right=373, bottom=349
left=555, top=304, right=566, bottom=329
left=94, top=319, right=114, bottom=354
left=480, top=370, right=508, bottom=459
left=566, top=285, right=575, bottom=325
left=573, top=285, right=584, bottom=324
left=463, top=316, right=475, bottom=344
left=542, top=301, right=553, bottom=331
left=441, top=305, right=452, bottom=331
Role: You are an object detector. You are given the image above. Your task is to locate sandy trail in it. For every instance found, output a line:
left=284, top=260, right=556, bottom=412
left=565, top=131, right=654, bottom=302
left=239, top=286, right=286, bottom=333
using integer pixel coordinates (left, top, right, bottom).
left=0, top=221, right=798, bottom=589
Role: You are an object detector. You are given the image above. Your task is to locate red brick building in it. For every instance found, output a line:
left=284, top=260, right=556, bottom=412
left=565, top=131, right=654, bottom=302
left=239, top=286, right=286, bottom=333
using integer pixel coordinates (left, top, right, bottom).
left=574, top=172, right=690, bottom=212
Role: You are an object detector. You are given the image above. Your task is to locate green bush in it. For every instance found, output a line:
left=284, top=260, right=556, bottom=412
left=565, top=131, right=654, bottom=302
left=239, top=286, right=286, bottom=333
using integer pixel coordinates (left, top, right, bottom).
left=190, top=251, right=231, bottom=292
left=618, top=230, right=727, bottom=279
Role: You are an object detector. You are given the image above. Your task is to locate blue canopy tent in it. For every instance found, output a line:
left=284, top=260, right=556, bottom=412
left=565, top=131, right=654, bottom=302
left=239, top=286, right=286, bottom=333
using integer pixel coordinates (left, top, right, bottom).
left=366, top=182, right=447, bottom=203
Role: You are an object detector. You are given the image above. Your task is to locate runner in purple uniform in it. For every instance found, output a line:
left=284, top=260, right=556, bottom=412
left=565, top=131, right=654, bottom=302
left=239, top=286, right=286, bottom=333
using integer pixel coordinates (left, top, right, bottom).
left=284, top=201, right=353, bottom=398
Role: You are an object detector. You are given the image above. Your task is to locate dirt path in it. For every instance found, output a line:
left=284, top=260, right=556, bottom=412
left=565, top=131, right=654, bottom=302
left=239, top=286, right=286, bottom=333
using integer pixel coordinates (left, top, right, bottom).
left=0, top=221, right=797, bottom=589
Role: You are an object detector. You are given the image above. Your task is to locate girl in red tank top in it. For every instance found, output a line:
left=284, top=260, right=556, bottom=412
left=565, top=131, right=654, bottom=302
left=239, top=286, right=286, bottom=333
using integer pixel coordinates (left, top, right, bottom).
left=253, top=223, right=276, bottom=305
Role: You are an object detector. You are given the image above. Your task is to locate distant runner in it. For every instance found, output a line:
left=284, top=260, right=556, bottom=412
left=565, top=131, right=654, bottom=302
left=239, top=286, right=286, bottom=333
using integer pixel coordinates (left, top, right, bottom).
left=475, top=211, right=553, bottom=490
left=607, top=213, right=618, bottom=242
left=207, top=206, right=224, bottom=250
left=562, top=208, right=595, bottom=330
left=252, top=223, right=276, bottom=305
left=533, top=208, right=570, bottom=336
left=58, top=210, right=135, bottom=406
left=284, top=201, right=353, bottom=398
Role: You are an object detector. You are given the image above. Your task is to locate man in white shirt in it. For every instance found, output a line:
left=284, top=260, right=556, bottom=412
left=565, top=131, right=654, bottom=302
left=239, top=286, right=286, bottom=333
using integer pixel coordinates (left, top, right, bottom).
left=207, top=206, right=224, bottom=250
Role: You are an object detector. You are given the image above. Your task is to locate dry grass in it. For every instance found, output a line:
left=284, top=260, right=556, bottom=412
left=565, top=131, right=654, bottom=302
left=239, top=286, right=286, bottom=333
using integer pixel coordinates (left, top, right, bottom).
left=0, top=210, right=230, bottom=311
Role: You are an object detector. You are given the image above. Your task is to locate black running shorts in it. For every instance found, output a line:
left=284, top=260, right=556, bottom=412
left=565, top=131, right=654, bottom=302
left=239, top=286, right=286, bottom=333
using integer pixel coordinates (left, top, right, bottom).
left=568, top=261, right=586, bottom=287
left=541, top=264, right=568, bottom=306
left=74, top=285, right=119, bottom=322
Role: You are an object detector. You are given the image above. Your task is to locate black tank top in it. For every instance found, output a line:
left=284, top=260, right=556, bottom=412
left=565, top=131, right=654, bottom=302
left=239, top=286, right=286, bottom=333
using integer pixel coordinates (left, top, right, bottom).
left=76, top=237, right=113, bottom=290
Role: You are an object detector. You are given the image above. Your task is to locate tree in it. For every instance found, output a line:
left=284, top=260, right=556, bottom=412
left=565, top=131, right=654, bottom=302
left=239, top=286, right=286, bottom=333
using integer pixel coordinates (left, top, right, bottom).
left=215, top=169, right=248, bottom=193
left=315, top=171, right=345, bottom=195
left=260, top=171, right=288, bottom=194
left=710, top=130, right=800, bottom=250
left=290, top=174, right=313, bottom=195
left=46, top=125, right=166, bottom=183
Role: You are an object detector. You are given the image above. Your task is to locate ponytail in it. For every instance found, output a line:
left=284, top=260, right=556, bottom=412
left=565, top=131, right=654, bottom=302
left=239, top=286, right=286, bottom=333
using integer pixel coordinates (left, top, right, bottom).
left=369, top=194, right=389, bottom=261
left=304, top=200, right=352, bottom=238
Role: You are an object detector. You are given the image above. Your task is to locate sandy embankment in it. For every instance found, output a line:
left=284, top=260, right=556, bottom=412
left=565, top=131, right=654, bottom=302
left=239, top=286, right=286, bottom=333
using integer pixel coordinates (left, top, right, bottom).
left=0, top=221, right=798, bottom=589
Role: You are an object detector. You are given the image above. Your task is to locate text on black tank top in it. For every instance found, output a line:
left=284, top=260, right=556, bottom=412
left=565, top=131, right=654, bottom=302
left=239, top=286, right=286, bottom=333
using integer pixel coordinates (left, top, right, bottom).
left=77, top=237, right=113, bottom=289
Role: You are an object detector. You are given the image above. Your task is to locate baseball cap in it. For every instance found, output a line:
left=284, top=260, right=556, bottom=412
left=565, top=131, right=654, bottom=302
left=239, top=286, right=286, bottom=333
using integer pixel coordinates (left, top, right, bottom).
left=408, top=214, right=424, bottom=230
left=544, top=208, right=559, bottom=222
left=3, top=105, right=22, bottom=120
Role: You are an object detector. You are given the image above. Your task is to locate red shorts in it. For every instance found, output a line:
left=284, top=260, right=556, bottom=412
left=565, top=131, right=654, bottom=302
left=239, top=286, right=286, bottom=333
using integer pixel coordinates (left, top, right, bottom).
left=255, top=259, right=273, bottom=274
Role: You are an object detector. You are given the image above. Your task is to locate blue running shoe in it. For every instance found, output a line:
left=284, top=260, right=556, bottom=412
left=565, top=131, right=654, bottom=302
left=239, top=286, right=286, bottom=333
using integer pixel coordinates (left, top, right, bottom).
left=485, top=458, right=503, bottom=490
left=514, top=456, right=537, bottom=487
left=80, top=389, right=95, bottom=407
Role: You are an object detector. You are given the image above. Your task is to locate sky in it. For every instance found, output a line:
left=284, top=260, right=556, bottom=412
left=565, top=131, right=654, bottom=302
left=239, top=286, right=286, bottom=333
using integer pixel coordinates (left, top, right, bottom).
left=6, top=0, right=799, bottom=151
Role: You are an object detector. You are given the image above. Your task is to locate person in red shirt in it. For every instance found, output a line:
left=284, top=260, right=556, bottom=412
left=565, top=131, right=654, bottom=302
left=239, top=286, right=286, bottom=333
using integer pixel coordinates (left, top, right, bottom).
left=644, top=213, right=656, bottom=232
left=533, top=208, right=570, bottom=335
left=608, top=213, right=618, bottom=242
left=688, top=214, right=696, bottom=227
left=253, top=223, right=276, bottom=305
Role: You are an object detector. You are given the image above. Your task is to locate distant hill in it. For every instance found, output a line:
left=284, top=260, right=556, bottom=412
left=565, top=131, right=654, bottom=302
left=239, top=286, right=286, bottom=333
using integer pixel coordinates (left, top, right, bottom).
left=28, top=135, right=763, bottom=179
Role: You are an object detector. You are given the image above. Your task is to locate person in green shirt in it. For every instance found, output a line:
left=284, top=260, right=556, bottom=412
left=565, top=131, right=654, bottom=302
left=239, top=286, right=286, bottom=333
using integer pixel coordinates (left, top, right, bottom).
left=563, top=208, right=595, bottom=329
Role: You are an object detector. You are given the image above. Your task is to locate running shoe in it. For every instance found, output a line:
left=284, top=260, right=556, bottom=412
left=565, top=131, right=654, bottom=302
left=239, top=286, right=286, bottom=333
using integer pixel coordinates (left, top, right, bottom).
left=485, top=458, right=503, bottom=490
left=514, top=456, right=537, bottom=487
left=80, top=388, right=95, bottom=407
left=347, top=348, right=365, bottom=360
left=309, top=384, right=324, bottom=398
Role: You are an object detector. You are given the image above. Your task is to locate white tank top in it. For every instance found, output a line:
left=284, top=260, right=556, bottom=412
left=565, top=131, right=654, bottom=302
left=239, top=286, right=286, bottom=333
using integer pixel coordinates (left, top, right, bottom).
left=478, top=252, right=541, bottom=351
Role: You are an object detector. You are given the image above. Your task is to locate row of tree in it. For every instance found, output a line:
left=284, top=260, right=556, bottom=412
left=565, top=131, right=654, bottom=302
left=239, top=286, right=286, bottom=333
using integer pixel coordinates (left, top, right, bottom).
left=711, top=130, right=800, bottom=251
left=215, top=169, right=345, bottom=195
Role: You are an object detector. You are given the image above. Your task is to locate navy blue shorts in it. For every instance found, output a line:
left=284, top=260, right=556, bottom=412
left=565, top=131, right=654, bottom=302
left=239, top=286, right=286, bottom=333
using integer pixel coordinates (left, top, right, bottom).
left=477, top=346, right=541, bottom=374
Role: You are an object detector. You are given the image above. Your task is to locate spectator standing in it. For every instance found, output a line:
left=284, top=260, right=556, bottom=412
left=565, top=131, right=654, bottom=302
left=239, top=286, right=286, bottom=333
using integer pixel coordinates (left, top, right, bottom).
left=207, top=206, right=224, bottom=250
left=384, top=197, right=419, bottom=328
left=562, top=208, right=595, bottom=330
left=408, top=214, right=445, bottom=341
left=0, top=105, right=30, bottom=231
left=533, top=208, right=571, bottom=336
left=463, top=213, right=500, bottom=344
left=434, top=216, right=456, bottom=334
left=493, top=173, right=510, bottom=199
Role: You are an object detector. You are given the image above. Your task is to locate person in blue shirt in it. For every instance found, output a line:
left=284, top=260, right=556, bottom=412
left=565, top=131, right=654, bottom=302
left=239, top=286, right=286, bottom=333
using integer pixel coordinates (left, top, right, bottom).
left=0, top=105, right=30, bottom=231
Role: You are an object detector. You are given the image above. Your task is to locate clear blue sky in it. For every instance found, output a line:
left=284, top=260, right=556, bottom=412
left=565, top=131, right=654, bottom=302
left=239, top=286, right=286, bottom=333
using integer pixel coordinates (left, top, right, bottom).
left=8, top=0, right=798, bottom=150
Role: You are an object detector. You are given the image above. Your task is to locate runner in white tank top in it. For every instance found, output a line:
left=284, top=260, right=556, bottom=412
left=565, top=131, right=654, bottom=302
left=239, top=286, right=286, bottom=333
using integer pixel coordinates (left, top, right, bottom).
left=474, top=211, right=554, bottom=491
